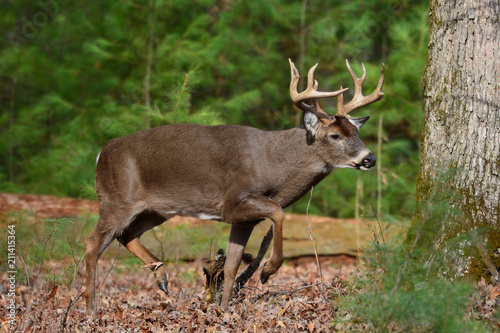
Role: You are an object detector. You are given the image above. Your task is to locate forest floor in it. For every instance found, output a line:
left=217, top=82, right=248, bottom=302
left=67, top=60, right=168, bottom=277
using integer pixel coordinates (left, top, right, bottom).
left=2, top=255, right=358, bottom=332
left=2, top=254, right=356, bottom=332
left=2, top=193, right=499, bottom=332
left=0, top=193, right=361, bottom=332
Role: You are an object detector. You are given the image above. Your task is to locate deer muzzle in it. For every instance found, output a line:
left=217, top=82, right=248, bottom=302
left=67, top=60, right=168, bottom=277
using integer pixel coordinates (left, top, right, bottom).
left=360, top=153, right=377, bottom=170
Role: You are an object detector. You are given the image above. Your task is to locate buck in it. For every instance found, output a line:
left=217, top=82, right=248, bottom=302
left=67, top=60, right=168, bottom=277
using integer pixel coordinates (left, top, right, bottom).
left=85, top=59, right=384, bottom=314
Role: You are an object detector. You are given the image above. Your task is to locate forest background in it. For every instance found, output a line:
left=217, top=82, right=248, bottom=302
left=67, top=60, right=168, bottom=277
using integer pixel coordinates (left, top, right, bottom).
left=0, top=0, right=428, bottom=221
left=6, top=1, right=500, bottom=331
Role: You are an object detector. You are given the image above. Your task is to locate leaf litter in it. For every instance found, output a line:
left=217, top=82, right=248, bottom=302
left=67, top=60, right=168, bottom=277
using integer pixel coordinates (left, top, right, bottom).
left=1, top=256, right=357, bottom=332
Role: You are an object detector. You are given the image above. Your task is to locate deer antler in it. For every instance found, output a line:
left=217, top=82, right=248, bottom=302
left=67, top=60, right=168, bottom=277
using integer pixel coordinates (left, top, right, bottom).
left=289, top=59, right=348, bottom=121
left=337, top=59, right=385, bottom=117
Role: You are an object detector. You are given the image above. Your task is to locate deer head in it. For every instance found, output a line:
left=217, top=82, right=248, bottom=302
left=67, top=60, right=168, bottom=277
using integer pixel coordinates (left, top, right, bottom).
left=289, top=59, right=385, bottom=170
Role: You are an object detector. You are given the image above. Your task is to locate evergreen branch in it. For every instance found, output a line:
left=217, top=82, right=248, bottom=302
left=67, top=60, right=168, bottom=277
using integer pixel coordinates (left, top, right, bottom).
left=173, top=73, right=190, bottom=124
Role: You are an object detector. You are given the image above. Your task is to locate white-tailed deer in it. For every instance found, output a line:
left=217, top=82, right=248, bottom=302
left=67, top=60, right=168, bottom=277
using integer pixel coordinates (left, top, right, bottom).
left=85, top=59, right=384, bottom=314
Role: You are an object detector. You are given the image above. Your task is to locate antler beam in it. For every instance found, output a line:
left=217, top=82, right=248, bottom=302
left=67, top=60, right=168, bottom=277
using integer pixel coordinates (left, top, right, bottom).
left=337, top=59, right=385, bottom=116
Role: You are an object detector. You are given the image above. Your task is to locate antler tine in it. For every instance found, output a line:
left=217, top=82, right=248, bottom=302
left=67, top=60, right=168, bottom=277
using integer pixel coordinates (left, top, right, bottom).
left=289, top=59, right=348, bottom=111
left=340, top=59, right=385, bottom=115
left=337, top=86, right=345, bottom=115
left=306, top=63, right=319, bottom=92
left=289, top=58, right=300, bottom=102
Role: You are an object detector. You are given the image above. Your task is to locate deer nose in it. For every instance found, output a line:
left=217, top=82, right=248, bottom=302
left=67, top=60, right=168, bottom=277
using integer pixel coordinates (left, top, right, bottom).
left=361, top=153, right=377, bottom=168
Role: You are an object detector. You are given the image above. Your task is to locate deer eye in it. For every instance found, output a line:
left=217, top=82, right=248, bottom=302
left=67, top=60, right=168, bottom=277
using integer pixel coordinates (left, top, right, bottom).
left=330, top=134, right=341, bottom=140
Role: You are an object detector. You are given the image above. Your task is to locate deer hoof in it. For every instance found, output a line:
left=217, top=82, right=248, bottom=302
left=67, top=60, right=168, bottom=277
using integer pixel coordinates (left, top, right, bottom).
left=157, top=281, right=169, bottom=294
left=260, top=271, right=270, bottom=284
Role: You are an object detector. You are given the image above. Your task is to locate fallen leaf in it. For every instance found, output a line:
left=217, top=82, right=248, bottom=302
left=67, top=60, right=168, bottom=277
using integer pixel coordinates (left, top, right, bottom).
left=214, top=307, right=222, bottom=317
left=46, top=285, right=58, bottom=301
left=489, top=286, right=500, bottom=300
left=308, top=321, right=315, bottom=333
left=300, top=309, right=314, bottom=318
left=269, top=317, right=276, bottom=329
left=114, top=301, right=123, bottom=319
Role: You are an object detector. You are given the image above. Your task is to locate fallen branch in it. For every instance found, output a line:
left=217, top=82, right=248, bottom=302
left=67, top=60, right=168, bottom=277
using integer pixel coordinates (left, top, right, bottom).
left=255, top=282, right=327, bottom=298
left=59, top=291, right=85, bottom=333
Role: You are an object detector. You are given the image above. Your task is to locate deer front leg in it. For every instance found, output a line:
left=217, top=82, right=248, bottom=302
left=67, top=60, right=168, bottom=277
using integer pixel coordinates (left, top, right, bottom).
left=260, top=210, right=284, bottom=284
left=221, top=196, right=284, bottom=308
left=221, top=224, right=254, bottom=309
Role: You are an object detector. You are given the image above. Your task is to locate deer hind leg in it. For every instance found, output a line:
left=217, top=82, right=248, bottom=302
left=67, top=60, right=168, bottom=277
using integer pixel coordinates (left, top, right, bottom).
left=118, top=211, right=170, bottom=295
left=85, top=213, right=121, bottom=315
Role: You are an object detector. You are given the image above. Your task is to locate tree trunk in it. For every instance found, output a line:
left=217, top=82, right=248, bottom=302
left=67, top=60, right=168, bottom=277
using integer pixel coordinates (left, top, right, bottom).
left=415, top=0, right=499, bottom=279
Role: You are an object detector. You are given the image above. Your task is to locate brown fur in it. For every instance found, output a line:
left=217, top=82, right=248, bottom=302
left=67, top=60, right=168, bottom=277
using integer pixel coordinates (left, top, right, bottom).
left=85, top=118, right=375, bottom=314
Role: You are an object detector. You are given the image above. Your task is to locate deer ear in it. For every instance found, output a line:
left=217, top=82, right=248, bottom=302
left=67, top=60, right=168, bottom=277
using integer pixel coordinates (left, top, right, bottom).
left=303, top=111, right=321, bottom=143
left=349, top=116, right=370, bottom=129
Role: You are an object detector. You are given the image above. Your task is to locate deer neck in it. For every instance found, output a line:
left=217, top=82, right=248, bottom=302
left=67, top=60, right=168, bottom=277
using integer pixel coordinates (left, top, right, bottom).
left=261, top=128, right=333, bottom=207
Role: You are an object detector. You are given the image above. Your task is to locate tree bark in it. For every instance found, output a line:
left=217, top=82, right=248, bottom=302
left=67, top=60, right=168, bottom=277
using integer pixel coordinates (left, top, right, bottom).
left=415, top=0, right=499, bottom=278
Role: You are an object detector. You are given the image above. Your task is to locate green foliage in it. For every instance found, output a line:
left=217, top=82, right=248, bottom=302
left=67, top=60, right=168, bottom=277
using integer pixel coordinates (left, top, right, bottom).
left=152, top=222, right=229, bottom=261
left=1, top=0, right=428, bottom=220
left=0, top=210, right=226, bottom=287
left=335, top=219, right=492, bottom=332
left=0, top=213, right=85, bottom=287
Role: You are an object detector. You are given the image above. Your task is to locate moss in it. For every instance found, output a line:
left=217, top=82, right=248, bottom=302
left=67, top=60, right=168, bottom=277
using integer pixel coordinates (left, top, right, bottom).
left=410, top=161, right=500, bottom=281
left=456, top=186, right=500, bottom=281
left=469, top=228, right=500, bottom=282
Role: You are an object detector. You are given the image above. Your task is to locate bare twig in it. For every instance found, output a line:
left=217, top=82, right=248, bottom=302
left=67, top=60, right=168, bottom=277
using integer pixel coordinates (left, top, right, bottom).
left=295, top=0, right=308, bottom=127
left=151, top=228, right=166, bottom=260
left=98, top=243, right=121, bottom=297
left=66, top=235, right=85, bottom=294
left=37, top=224, right=57, bottom=279
left=306, top=187, right=323, bottom=283
left=377, top=114, right=383, bottom=217
left=8, top=77, right=17, bottom=181
left=305, top=187, right=331, bottom=307
left=59, top=291, right=85, bottom=333
left=355, top=177, right=363, bottom=259
left=361, top=214, right=379, bottom=245
left=258, top=282, right=326, bottom=298
left=369, top=202, right=385, bottom=245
